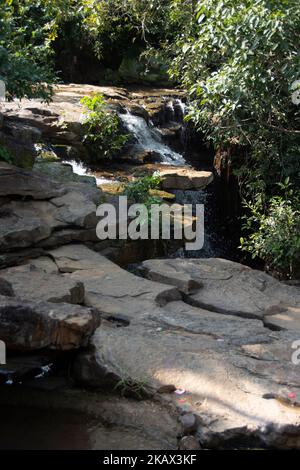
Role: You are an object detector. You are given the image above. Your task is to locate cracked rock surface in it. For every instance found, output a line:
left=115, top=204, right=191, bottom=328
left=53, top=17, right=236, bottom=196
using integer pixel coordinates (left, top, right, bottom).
left=40, top=245, right=300, bottom=449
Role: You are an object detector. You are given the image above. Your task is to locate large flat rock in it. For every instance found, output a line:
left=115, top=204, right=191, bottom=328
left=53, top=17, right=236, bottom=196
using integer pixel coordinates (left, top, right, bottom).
left=75, top=316, right=300, bottom=448
left=0, top=295, right=100, bottom=350
left=0, top=264, right=84, bottom=304
left=60, top=249, right=300, bottom=448
left=48, top=245, right=181, bottom=318
left=141, top=258, right=300, bottom=325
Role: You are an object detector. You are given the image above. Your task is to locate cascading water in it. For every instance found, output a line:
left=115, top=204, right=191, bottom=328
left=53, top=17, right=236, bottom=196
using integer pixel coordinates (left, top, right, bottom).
left=170, top=188, right=234, bottom=260
left=119, top=110, right=186, bottom=166
left=61, top=159, right=113, bottom=185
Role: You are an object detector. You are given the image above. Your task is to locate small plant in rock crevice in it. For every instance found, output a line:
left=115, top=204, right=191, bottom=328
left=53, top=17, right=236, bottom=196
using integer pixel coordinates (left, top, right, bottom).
left=114, top=375, right=152, bottom=400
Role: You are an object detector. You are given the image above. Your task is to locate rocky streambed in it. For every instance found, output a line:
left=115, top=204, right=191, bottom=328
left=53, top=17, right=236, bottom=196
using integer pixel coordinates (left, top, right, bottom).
left=0, top=85, right=300, bottom=450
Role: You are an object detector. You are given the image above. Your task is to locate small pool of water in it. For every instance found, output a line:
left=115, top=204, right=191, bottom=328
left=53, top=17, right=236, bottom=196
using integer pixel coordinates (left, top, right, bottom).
left=0, top=406, right=166, bottom=450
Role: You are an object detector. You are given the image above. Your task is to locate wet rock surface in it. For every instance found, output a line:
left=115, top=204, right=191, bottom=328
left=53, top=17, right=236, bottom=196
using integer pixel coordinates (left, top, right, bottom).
left=0, top=84, right=186, bottom=160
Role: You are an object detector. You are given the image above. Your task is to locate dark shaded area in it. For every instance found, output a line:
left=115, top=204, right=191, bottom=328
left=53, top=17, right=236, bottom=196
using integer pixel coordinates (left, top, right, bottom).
left=0, top=406, right=92, bottom=450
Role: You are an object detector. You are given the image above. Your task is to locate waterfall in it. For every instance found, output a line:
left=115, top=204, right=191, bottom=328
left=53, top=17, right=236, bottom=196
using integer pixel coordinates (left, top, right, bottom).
left=119, top=110, right=186, bottom=166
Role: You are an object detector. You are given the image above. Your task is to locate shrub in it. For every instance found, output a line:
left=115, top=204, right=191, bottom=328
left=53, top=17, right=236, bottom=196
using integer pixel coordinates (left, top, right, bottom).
left=80, top=94, right=128, bottom=158
left=124, top=173, right=162, bottom=207
left=240, top=180, right=300, bottom=278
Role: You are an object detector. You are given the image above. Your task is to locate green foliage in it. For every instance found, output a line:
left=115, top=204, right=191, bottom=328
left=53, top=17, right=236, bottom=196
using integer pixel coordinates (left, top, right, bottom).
left=0, top=145, right=13, bottom=164
left=80, top=94, right=128, bottom=158
left=240, top=179, right=300, bottom=278
left=114, top=375, right=151, bottom=399
left=0, top=1, right=195, bottom=97
left=168, top=0, right=300, bottom=277
left=124, top=173, right=162, bottom=206
left=123, top=173, right=162, bottom=227
left=172, top=0, right=300, bottom=191
left=76, top=0, right=196, bottom=78
left=0, top=0, right=66, bottom=100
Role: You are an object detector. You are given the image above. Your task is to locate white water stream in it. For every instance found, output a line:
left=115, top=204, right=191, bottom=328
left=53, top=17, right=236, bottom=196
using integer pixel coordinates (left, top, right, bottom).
left=119, top=110, right=186, bottom=166
left=62, top=159, right=113, bottom=185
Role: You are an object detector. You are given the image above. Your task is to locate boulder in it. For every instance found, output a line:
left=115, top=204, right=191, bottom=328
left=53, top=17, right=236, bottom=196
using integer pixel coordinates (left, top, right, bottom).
left=160, top=169, right=214, bottom=190
left=0, top=264, right=85, bottom=305
left=0, top=167, right=101, bottom=254
left=0, top=163, right=64, bottom=199
left=0, top=295, right=100, bottom=351
left=140, top=259, right=202, bottom=294
left=75, top=315, right=300, bottom=449
left=0, top=200, right=55, bottom=250
left=50, top=190, right=98, bottom=229
left=6, top=122, right=42, bottom=144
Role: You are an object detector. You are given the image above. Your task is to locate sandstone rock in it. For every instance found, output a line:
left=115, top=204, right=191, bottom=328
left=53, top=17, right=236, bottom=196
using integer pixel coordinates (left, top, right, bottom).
left=0, top=264, right=85, bottom=304
left=152, top=301, right=270, bottom=346
left=0, top=133, right=36, bottom=169
left=68, top=252, right=300, bottom=449
left=48, top=245, right=181, bottom=318
left=140, top=259, right=202, bottom=294
left=24, top=256, right=59, bottom=274
left=0, top=295, right=100, bottom=350
left=160, top=169, right=214, bottom=190
left=141, top=258, right=300, bottom=323
left=0, top=200, right=55, bottom=250
left=50, top=190, right=98, bottom=228
left=76, top=318, right=300, bottom=448
left=0, top=170, right=101, bottom=253
left=264, top=307, right=300, bottom=332
left=0, top=248, right=45, bottom=270
left=0, top=163, right=64, bottom=199
left=36, top=228, right=99, bottom=249
left=7, top=122, right=42, bottom=144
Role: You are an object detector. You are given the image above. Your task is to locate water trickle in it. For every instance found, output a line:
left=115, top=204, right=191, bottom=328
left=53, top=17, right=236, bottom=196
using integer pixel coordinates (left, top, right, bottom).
left=62, top=159, right=114, bottom=185
left=119, top=110, right=186, bottom=166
